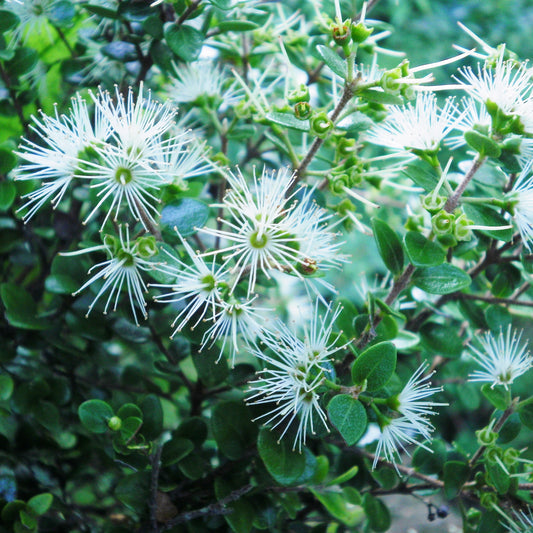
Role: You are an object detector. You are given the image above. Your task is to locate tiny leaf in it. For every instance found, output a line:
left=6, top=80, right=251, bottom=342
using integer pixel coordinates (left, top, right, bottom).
left=372, top=218, right=404, bottom=275
left=351, top=342, right=396, bottom=391
left=327, top=395, right=367, bottom=445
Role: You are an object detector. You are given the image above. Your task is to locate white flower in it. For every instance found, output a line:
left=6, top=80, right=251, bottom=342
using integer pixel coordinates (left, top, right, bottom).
left=468, top=326, right=532, bottom=389
left=4, top=0, right=55, bottom=43
left=447, top=97, right=492, bottom=149
left=62, top=226, right=157, bottom=325
left=152, top=233, right=228, bottom=336
left=90, top=83, right=177, bottom=160
left=507, top=162, right=533, bottom=250
left=169, top=61, right=241, bottom=108
left=373, top=416, right=433, bottom=471
left=201, top=166, right=343, bottom=296
left=454, top=54, right=532, bottom=116
left=366, top=92, right=459, bottom=158
left=15, top=96, right=111, bottom=221
left=393, top=363, right=446, bottom=439
left=248, top=301, right=345, bottom=450
left=201, top=297, right=266, bottom=366
left=77, top=143, right=167, bottom=230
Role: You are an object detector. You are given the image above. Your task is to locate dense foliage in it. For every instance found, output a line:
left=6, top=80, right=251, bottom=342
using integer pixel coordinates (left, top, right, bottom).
left=0, top=1, right=533, bottom=532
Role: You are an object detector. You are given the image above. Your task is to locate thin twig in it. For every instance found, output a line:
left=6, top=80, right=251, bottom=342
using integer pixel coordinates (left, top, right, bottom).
left=149, top=445, right=163, bottom=533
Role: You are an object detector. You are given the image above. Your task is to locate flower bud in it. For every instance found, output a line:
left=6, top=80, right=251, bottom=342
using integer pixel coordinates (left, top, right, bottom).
left=108, top=416, right=122, bottom=431
left=294, top=101, right=312, bottom=120
left=331, top=20, right=352, bottom=46
left=136, top=236, right=158, bottom=258
left=337, top=137, right=357, bottom=158
left=287, top=84, right=310, bottom=105
left=502, top=447, right=519, bottom=467
left=310, top=112, right=334, bottom=138
left=329, top=173, right=350, bottom=194
left=351, top=21, right=373, bottom=43
left=421, top=193, right=446, bottom=214
left=479, top=491, right=498, bottom=509
left=476, top=425, right=498, bottom=447
left=431, top=209, right=454, bottom=236
left=453, top=213, right=472, bottom=242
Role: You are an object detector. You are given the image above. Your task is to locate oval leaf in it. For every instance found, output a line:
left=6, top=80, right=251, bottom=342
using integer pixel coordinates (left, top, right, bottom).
left=372, top=218, right=404, bottom=275
left=351, top=342, right=396, bottom=391
left=404, top=231, right=445, bottom=267
left=164, top=24, right=204, bottom=62
left=412, top=264, right=471, bottom=295
left=78, top=399, right=114, bottom=434
left=257, top=428, right=305, bottom=485
left=161, top=198, right=209, bottom=236
left=328, top=395, right=367, bottom=446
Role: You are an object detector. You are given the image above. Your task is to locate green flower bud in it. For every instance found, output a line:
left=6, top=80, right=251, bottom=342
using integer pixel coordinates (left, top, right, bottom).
left=476, top=425, right=498, bottom=447
left=401, top=83, right=416, bottom=101
left=351, top=21, right=373, bottom=43
left=337, top=137, right=357, bottom=158
left=288, top=84, right=310, bottom=105
left=108, top=416, right=122, bottom=431
left=381, top=69, right=402, bottom=95
left=310, top=112, right=334, bottom=138
left=103, top=234, right=119, bottom=252
left=405, top=214, right=424, bottom=232
left=421, top=193, right=447, bottom=214
left=502, top=447, right=519, bottom=467
left=337, top=198, right=356, bottom=215
left=454, top=213, right=472, bottom=242
left=331, top=20, right=352, bottom=46
left=294, top=101, right=312, bottom=120
left=431, top=209, right=454, bottom=236
left=329, top=173, right=350, bottom=194
left=436, top=233, right=457, bottom=247
left=136, top=236, right=158, bottom=258
left=480, top=491, right=498, bottom=509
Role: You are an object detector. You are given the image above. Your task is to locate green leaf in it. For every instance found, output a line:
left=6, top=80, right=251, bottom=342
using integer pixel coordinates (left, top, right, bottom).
left=6, top=47, right=38, bottom=76
left=486, top=459, right=510, bottom=494
left=266, top=111, right=310, bottom=131
left=161, top=437, right=194, bottom=466
left=464, top=130, right=501, bottom=157
left=327, top=465, right=359, bottom=486
left=412, top=264, right=471, bottom=294
left=33, top=401, right=60, bottom=432
left=484, top=305, right=512, bottom=332
left=420, top=322, right=464, bottom=358
left=463, top=204, right=513, bottom=241
left=358, top=89, right=403, bottom=105
left=218, top=20, right=259, bottom=32
left=0, top=146, right=17, bottom=174
left=214, top=478, right=254, bottom=533
left=351, top=342, right=396, bottom=391
left=164, top=23, right=204, bottom=61
left=336, top=111, right=373, bottom=133
left=518, top=398, right=533, bottom=430
left=362, top=494, right=390, bottom=532
left=404, top=231, right=445, bottom=267
left=412, top=439, right=447, bottom=474
left=192, top=337, right=229, bottom=382
left=401, top=161, right=438, bottom=192
left=211, top=401, right=257, bottom=460
left=481, top=384, right=510, bottom=411
left=140, top=394, right=163, bottom=439
left=443, top=460, right=470, bottom=499
left=315, top=44, right=346, bottom=78
left=257, top=429, right=305, bottom=485
left=371, top=218, right=404, bottom=275
left=0, top=10, right=19, bottom=32
left=327, top=395, right=367, bottom=445
left=142, top=15, right=164, bottom=39
left=27, top=493, right=53, bottom=516
left=83, top=3, right=120, bottom=18
left=0, top=181, right=16, bottom=211
left=1, top=283, right=48, bottom=330
left=78, top=400, right=114, bottom=433
left=117, top=403, right=143, bottom=420
left=490, top=264, right=521, bottom=298
left=498, top=412, right=521, bottom=444
left=311, top=488, right=364, bottom=527
left=115, top=472, right=151, bottom=512
left=161, top=198, right=209, bottom=236
left=477, top=510, right=508, bottom=533
left=0, top=374, right=14, bottom=400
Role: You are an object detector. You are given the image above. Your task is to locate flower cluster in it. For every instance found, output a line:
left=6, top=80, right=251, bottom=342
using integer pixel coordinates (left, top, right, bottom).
left=15, top=84, right=211, bottom=230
